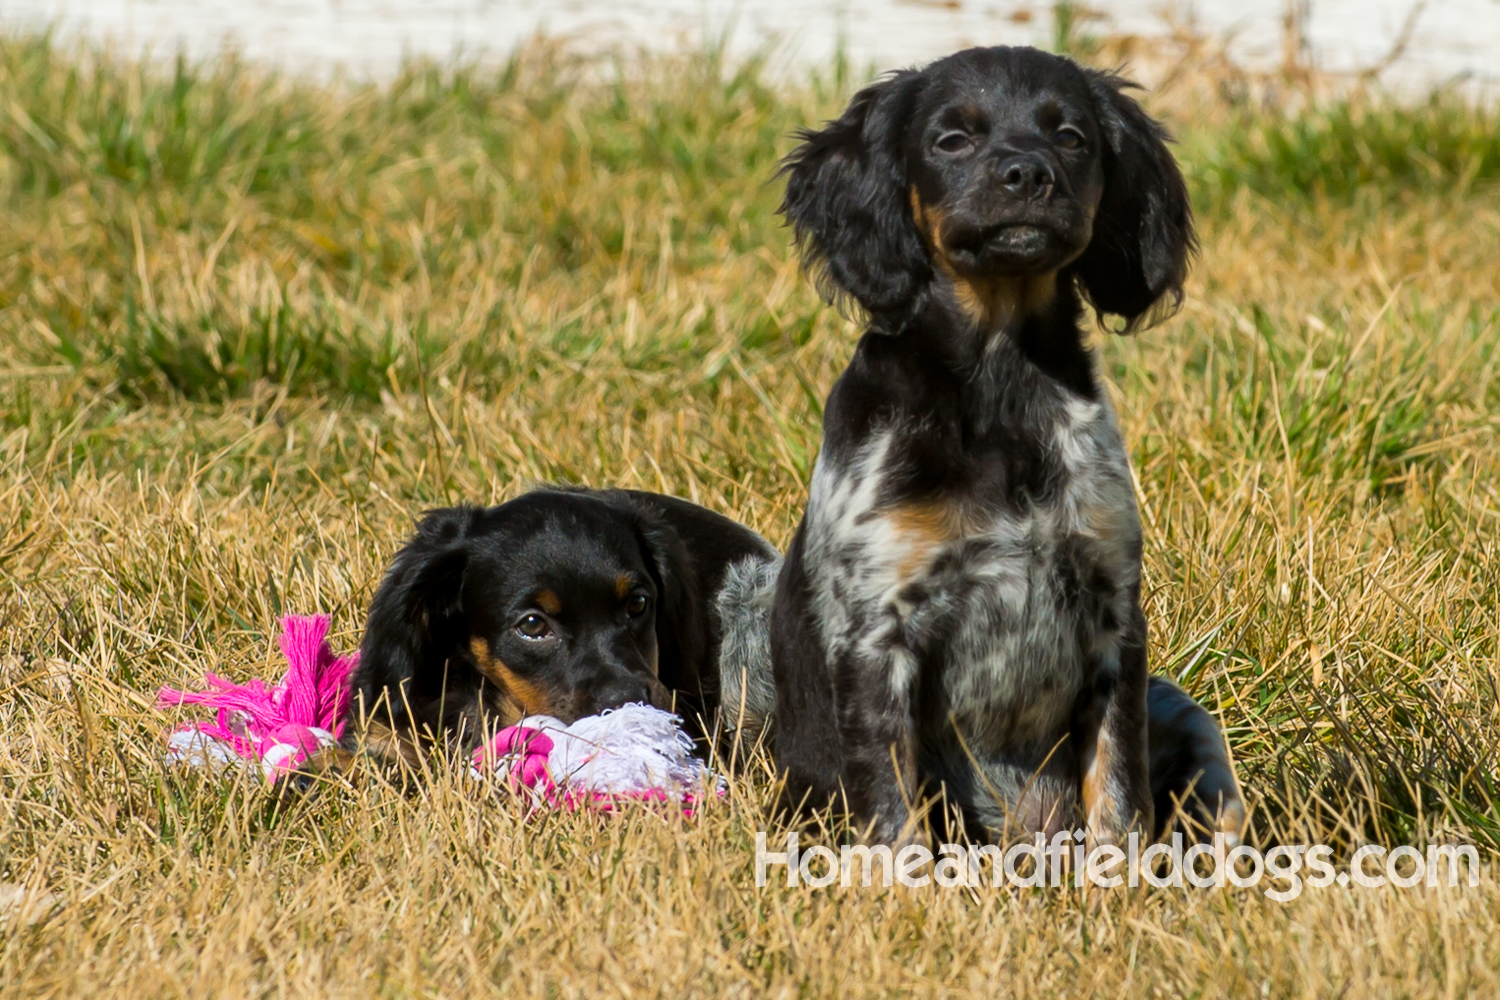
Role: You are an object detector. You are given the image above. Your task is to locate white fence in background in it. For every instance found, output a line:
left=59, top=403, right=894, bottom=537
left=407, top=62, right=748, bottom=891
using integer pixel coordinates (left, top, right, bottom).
left=1, top=1, right=1495, bottom=89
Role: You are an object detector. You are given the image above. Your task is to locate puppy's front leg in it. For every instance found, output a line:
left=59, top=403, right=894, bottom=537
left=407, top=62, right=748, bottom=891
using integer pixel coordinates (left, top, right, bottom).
left=1078, top=605, right=1153, bottom=846
left=835, top=640, right=921, bottom=844
left=772, top=540, right=920, bottom=844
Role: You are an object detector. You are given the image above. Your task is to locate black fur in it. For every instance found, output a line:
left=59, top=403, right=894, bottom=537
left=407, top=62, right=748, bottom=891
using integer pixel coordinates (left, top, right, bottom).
left=770, top=46, right=1239, bottom=846
left=779, top=48, right=1193, bottom=332
left=779, top=70, right=931, bottom=316
left=345, top=487, right=777, bottom=766
left=1073, top=71, right=1196, bottom=328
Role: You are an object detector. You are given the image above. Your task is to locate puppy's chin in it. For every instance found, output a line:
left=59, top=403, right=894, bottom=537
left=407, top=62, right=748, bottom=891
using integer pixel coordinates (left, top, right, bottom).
left=942, top=220, right=1090, bottom=277
left=942, top=214, right=1086, bottom=275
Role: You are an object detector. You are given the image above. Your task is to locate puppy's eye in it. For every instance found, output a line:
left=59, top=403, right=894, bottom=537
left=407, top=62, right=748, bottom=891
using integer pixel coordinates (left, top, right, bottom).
left=625, top=594, right=649, bottom=617
left=1057, top=126, right=1086, bottom=150
left=515, top=613, right=553, bottom=640
left=935, top=131, right=973, bottom=154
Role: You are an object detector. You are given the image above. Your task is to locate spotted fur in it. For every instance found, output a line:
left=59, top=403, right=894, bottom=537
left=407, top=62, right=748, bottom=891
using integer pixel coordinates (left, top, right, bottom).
left=771, top=46, right=1244, bottom=846
left=714, top=554, right=781, bottom=739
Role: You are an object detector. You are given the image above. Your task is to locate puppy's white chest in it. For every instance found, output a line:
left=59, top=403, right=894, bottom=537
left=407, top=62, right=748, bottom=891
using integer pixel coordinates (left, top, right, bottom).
left=803, top=400, right=1140, bottom=704
left=809, top=402, right=1137, bottom=589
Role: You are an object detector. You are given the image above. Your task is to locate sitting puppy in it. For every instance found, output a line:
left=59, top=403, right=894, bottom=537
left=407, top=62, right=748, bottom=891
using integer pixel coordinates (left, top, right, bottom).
left=343, top=487, right=778, bottom=768
left=770, top=46, right=1244, bottom=846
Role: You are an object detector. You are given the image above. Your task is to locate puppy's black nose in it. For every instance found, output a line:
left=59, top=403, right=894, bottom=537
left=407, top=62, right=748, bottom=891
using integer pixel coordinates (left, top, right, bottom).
left=998, top=153, right=1056, bottom=200
left=591, top=676, right=654, bottom=713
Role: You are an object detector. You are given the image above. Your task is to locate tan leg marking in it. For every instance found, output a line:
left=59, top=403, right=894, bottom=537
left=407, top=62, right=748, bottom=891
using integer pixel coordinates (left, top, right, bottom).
left=291, top=746, right=358, bottom=778
left=1081, top=719, right=1149, bottom=846
left=361, top=720, right=424, bottom=768
left=1080, top=726, right=1116, bottom=835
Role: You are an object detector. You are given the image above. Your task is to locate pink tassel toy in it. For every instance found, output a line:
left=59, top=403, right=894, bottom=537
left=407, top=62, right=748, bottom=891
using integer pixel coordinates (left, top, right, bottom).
left=156, top=613, right=723, bottom=810
left=157, top=614, right=358, bottom=781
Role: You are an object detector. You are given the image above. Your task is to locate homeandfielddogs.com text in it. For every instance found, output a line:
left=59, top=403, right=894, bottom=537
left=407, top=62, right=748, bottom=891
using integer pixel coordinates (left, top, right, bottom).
left=755, top=833, right=1480, bottom=902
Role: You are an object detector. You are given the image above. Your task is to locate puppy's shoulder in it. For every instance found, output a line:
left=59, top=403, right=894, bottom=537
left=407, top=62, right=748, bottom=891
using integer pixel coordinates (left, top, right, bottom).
left=822, top=327, right=953, bottom=451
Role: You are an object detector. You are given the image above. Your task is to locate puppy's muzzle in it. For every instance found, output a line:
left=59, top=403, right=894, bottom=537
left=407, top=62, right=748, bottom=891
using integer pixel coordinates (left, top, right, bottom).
left=589, top=675, right=659, bottom=714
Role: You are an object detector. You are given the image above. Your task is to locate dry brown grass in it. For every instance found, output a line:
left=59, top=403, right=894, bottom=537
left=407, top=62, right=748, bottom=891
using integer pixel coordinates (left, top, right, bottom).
left=2, top=32, right=1500, bottom=998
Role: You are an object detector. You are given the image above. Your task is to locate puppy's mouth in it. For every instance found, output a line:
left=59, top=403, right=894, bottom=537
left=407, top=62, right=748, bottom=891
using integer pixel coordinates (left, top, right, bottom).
left=939, top=203, right=1096, bottom=277
left=980, top=224, right=1050, bottom=259
left=944, top=222, right=1060, bottom=272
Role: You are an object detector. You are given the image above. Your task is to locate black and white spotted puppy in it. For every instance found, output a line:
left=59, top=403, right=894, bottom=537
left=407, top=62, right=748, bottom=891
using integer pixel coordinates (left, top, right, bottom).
left=768, top=46, right=1244, bottom=847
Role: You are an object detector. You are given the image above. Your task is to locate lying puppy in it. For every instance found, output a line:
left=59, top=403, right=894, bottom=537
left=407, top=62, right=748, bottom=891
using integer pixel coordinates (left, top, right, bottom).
left=343, top=487, right=778, bottom=768
left=770, top=46, right=1244, bottom=846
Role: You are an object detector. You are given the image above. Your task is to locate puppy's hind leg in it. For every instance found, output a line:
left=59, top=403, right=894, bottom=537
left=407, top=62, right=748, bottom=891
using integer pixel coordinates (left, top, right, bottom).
left=1147, top=676, right=1246, bottom=845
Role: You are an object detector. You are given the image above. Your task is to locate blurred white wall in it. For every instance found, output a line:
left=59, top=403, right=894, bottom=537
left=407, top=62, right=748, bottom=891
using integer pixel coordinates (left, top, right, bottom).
left=1, top=1, right=1494, bottom=89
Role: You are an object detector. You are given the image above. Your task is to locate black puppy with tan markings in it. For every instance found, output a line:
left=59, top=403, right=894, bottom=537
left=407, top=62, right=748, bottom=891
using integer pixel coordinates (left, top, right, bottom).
left=340, top=487, right=777, bottom=769
left=770, top=46, right=1244, bottom=847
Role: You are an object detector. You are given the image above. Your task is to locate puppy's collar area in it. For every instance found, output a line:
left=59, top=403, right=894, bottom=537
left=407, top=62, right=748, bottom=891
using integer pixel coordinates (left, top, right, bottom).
left=935, top=268, right=1061, bottom=339
left=877, top=276, right=1096, bottom=400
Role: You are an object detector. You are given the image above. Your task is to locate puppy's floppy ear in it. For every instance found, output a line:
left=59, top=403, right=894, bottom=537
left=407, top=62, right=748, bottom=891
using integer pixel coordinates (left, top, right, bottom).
left=779, top=71, right=930, bottom=318
left=623, top=501, right=707, bottom=708
left=355, top=507, right=476, bottom=709
left=1074, top=71, right=1196, bottom=331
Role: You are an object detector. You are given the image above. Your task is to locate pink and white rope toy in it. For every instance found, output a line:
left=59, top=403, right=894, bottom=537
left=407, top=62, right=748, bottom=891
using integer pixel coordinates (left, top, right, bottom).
left=471, top=705, right=724, bottom=811
left=157, top=614, right=723, bottom=810
left=158, top=614, right=357, bottom=780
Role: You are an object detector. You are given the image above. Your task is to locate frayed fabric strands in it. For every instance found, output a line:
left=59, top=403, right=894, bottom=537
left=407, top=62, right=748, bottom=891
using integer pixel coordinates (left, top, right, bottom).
left=157, top=615, right=357, bottom=781
left=156, top=615, right=724, bottom=810
left=470, top=704, right=725, bottom=813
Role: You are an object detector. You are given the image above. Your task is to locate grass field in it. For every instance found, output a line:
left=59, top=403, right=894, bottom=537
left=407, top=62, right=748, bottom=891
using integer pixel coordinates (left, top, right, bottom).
left=3, top=29, right=1500, bottom=998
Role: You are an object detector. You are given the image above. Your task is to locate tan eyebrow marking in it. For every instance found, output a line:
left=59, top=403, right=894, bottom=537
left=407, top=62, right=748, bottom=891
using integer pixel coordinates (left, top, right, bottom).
left=615, top=574, right=633, bottom=599
left=535, top=590, right=562, bottom=615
